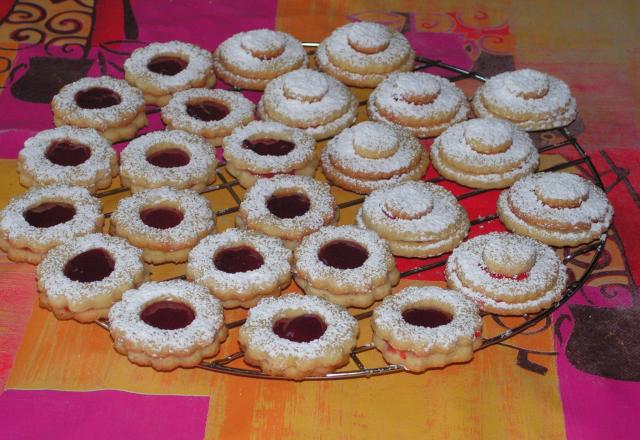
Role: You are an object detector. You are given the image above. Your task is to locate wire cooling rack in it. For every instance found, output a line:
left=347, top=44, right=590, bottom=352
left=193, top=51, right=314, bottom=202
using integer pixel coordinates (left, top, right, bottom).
left=94, top=45, right=607, bottom=380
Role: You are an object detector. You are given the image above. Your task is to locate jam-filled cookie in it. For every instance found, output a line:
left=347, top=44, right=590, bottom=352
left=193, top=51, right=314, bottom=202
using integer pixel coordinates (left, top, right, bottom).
left=236, top=175, right=338, bottom=249
left=162, top=88, right=255, bottom=146
left=37, top=233, right=145, bottom=322
left=52, top=76, right=147, bottom=143
left=497, top=172, right=613, bottom=247
left=109, top=280, right=227, bottom=371
left=293, top=225, right=399, bottom=308
left=124, top=40, right=215, bottom=106
left=257, top=69, right=358, bottom=140
left=213, top=29, right=308, bottom=91
left=0, top=185, right=103, bottom=264
left=320, top=121, right=428, bottom=194
left=368, top=72, right=471, bottom=137
left=372, top=286, right=482, bottom=372
left=18, top=126, right=117, bottom=193
left=110, top=187, right=215, bottom=264
left=472, top=69, right=577, bottom=131
left=445, top=232, right=568, bottom=315
left=316, top=21, right=415, bottom=88
left=187, top=228, right=292, bottom=308
left=430, top=119, right=539, bottom=189
left=223, top=121, right=317, bottom=188
left=238, top=294, right=359, bottom=380
left=356, top=181, right=469, bottom=258
left=120, top=129, right=217, bottom=193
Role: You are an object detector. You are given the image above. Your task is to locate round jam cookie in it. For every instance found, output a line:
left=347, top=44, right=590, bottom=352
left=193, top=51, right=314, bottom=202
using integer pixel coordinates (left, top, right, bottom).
left=372, top=286, right=482, bottom=372
left=187, top=228, right=292, bottom=308
left=472, top=69, right=577, bottom=131
left=51, top=76, right=147, bottom=143
left=119, top=129, right=217, bottom=193
left=124, top=40, right=215, bottom=106
left=497, top=172, right=613, bottom=247
left=162, top=88, right=255, bottom=146
left=257, top=69, right=358, bottom=140
left=37, top=233, right=145, bottom=322
left=238, top=294, right=358, bottom=380
left=431, top=119, right=540, bottom=189
left=18, top=126, right=117, bottom=193
left=109, top=187, right=215, bottom=264
left=0, top=185, right=103, bottom=264
left=236, top=175, right=338, bottom=249
left=320, top=121, right=429, bottom=194
left=213, top=29, right=308, bottom=91
left=445, top=232, right=568, bottom=315
left=316, top=21, right=415, bottom=88
left=223, top=120, right=318, bottom=188
left=108, top=280, right=227, bottom=371
left=293, top=225, right=399, bottom=308
left=356, top=181, right=469, bottom=258
left=368, top=72, right=471, bottom=138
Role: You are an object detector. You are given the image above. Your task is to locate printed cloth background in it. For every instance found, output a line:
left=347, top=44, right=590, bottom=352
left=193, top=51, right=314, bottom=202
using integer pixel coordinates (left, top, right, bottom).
left=0, top=1, right=638, bottom=439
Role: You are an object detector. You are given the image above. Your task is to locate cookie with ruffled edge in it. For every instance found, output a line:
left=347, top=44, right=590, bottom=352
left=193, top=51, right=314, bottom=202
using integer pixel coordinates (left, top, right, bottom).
left=0, top=185, right=103, bottom=264
left=37, top=233, right=146, bottom=322
left=372, top=286, right=482, bottom=372
left=187, top=228, right=292, bottom=308
left=52, top=76, right=147, bottom=143
left=238, top=294, right=359, bottom=380
left=109, top=280, right=227, bottom=371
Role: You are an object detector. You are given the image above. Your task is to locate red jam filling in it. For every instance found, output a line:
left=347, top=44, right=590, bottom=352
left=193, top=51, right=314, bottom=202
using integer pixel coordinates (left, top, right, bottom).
left=146, top=148, right=190, bottom=168
left=318, top=240, right=368, bottom=269
left=63, top=248, right=115, bottom=282
left=140, top=300, right=195, bottom=330
left=242, top=138, right=295, bottom=156
left=23, top=202, right=76, bottom=228
left=273, top=314, right=327, bottom=343
left=45, top=140, right=91, bottom=166
left=74, top=87, right=122, bottom=109
left=266, top=193, right=310, bottom=219
left=139, top=207, right=184, bottom=229
left=402, top=308, right=453, bottom=328
left=147, top=56, right=187, bottom=76
left=213, top=245, right=264, bottom=273
left=487, top=271, right=530, bottom=281
left=186, top=101, right=229, bottom=121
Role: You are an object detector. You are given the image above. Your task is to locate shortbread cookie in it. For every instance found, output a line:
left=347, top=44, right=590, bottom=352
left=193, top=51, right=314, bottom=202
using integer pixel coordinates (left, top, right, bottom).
left=316, top=21, right=415, bottom=88
left=120, top=129, right=217, bottom=193
left=52, top=76, right=147, bottom=143
left=223, top=121, right=317, bottom=188
left=124, top=40, right=215, bottom=106
left=37, top=233, right=145, bottom=322
left=257, top=69, right=358, bottom=140
left=18, top=126, right=117, bottom=193
left=321, top=121, right=428, bottom=194
left=446, top=232, right=568, bottom=315
left=431, top=118, right=539, bottom=189
left=497, top=172, right=613, bottom=247
left=162, top=88, right=255, bottom=146
left=213, top=29, right=308, bottom=91
left=293, top=225, right=399, bottom=308
left=187, top=228, right=292, bottom=308
left=356, top=181, right=469, bottom=258
left=368, top=72, right=471, bottom=137
left=236, top=175, right=337, bottom=249
left=238, top=294, right=358, bottom=380
left=372, top=286, right=482, bottom=372
left=109, top=280, right=227, bottom=371
left=0, top=185, right=103, bottom=264
left=472, top=69, right=577, bottom=131
left=110, top=187, right=215, bottom=264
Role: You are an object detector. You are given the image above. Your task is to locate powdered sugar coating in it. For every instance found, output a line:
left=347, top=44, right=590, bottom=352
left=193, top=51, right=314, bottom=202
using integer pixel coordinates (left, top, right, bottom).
left=283, top=70, right=329, bottom=101
left=534, top=172, right=589, bottom=203
left=347, top=22, right=392, bottom=51
left=504, top=69, right=549, bottom=97
left=463, top=118, right=512, bottom=152
left=384, top=183, right=433, bottom=218
left=352, top=121, right=399, bottom=158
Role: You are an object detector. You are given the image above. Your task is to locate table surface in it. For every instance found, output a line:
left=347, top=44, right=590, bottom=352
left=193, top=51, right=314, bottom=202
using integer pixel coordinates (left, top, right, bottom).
left=0, top=1, right=639, bottom=439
